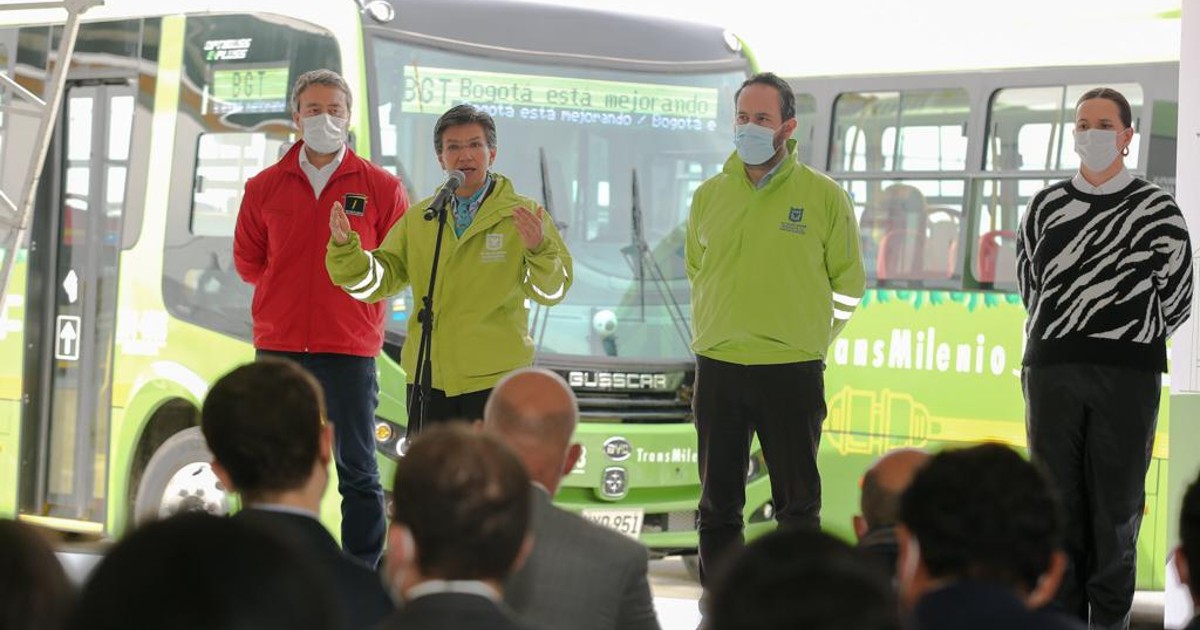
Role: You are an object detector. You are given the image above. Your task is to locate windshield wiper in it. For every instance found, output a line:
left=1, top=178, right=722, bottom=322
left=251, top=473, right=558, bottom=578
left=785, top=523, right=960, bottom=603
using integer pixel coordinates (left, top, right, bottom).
left=620, top=169, right=691, bottom=353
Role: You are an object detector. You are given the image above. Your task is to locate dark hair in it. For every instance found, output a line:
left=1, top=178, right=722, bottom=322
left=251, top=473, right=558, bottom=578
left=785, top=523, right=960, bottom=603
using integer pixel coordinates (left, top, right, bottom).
left=708, top=528, right=900, bottom=630
left=0, top=520, right=74, bottom=630
left=290, top=69, right=352, bottom=114
left=391, top=424, right=530, bottom=580
left=861, top=467, right=902, bottom=530
left=70, top=513, right=340, bottom=630
left=201, top=359, right=324, bottom=498
left=899, top=443, right=1063, bottom=591
left=1181, top=473, right=1200, bottom=598
left=433, top=104, right=498, bottom=154
left=734, top=72, right=796, bottom=121
left=1076, top=87, right=1133, bottom=129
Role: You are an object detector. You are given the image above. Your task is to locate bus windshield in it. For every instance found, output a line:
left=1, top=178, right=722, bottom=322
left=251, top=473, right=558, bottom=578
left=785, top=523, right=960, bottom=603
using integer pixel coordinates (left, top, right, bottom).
left=370, top=37, right=746, bottom=362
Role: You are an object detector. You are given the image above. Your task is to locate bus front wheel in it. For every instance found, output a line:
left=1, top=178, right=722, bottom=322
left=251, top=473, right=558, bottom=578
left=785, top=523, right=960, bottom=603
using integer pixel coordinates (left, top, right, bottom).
left=132, top=427, right=229, bottom=525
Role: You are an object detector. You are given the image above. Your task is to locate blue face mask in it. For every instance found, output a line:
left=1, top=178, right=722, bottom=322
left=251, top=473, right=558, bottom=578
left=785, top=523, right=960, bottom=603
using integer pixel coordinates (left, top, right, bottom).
left=734, top=123, right=778, bottom=166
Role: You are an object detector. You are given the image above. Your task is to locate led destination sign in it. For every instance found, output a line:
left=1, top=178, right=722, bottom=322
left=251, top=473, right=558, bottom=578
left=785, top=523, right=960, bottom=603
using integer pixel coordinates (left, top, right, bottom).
left=209, top=65, right=290, bottom=114
left=403, top=66, right=720, bottom=132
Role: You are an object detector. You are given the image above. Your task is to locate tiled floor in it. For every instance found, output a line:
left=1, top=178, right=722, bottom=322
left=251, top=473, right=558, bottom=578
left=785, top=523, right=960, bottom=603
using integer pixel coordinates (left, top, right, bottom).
left=649, top=557, right=702, bottom=629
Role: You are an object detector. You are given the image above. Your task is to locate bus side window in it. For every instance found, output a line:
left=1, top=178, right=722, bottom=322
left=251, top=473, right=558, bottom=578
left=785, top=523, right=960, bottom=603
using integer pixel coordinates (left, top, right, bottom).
left=178, top=132, right=281, bottom=313
left=192, top=132, right=283, bottom=238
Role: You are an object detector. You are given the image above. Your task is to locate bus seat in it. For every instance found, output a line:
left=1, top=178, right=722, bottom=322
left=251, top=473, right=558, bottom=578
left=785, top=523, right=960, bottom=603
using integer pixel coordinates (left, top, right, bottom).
left=923, top=218, right=958, bottom=279
left=871, top=184, right=929, bottom=282
left=877, top=229, right=919, bottom=281
left=976, top=230, right=1017, bottom=283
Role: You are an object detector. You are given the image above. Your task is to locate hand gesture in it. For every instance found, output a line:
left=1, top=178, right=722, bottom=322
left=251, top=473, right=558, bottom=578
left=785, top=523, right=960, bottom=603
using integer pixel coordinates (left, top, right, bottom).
left=513, top=205, right=544, bottom=250
left=330, top=201, right=351, bottom=245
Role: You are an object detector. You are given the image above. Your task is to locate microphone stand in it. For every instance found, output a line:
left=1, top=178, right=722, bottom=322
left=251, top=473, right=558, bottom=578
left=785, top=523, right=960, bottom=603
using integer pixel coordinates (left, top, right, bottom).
left=407, top=192, right=453, bottom=437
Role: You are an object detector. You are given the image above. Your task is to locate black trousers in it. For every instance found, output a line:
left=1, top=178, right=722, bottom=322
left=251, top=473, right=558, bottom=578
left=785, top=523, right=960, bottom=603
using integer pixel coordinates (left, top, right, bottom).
left=405, top=385, right=492, bottom=431
left=694, top=355, right=826, bottom=585
left=1023, top=363, right=1160, bottom=630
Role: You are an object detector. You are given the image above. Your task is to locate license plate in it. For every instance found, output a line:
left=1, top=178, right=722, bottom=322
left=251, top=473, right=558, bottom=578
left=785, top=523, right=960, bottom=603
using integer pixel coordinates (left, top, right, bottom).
left=580, top=507, right=644, bottom=539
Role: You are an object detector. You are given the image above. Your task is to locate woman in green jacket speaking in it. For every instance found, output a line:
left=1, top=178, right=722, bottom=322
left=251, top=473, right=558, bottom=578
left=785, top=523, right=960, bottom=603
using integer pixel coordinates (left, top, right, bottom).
left=327, top=104, right=572, bottom=426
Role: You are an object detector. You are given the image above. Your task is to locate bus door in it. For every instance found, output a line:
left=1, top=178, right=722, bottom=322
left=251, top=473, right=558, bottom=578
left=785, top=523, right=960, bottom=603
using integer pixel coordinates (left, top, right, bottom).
left=19, top=80, right=134, bottom=530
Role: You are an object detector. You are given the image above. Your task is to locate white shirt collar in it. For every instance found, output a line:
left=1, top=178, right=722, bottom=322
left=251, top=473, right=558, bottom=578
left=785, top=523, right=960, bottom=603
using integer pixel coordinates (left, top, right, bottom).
left=405, top=580, right=500, bottom=602
left=1072, top=166, right=1133, bottom=195
left=243, top=503, right=320, bottom=520
left=298, top=142, right=346, bottom=173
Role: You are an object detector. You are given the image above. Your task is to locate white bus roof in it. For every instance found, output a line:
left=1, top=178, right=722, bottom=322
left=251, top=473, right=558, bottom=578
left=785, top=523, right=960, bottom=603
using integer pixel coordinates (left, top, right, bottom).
left=0, top=0, right=355, bottom=25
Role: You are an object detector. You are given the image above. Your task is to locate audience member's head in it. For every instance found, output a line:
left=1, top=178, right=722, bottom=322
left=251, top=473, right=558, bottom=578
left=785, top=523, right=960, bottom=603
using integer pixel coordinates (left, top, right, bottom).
left=70, top=512, right=340, bottom=630
left=708, top=528, right=900, bottom=630
left=855, top=448, right=930, bottom=539
left=483, top=368, right=580, bottom=493
left=201, top=359, right=331, bottom=506
left=1176, top=471, right=1200, bottom=605
left=897, top=443, right=1065, bottom=609
left=0, top=519, right=74, bottom=630
left=386, top=423, right=532, bottom=598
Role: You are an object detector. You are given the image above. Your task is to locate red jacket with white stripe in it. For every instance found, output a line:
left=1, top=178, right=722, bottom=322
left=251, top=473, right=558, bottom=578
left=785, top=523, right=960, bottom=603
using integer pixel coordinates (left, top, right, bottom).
left=234, top=142, right=408, bottom=357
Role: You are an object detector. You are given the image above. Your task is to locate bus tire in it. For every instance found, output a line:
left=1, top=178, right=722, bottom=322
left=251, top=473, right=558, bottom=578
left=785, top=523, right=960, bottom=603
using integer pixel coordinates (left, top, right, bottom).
left=132, top=427, right=229, bottom=525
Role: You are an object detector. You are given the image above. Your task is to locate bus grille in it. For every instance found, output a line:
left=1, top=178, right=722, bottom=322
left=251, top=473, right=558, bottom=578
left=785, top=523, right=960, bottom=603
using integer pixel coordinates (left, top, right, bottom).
left=576, top=392, right=692, bottom=424
left=642, top=510, right=699, bottom=534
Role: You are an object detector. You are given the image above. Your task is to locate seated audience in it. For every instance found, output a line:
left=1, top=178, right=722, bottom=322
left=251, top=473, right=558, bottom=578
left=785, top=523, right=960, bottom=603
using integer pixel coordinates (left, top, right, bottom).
left=1174, top=471, right=1200, bottom=629
left=484, top=368, right=660, bottom=630
left=381, top=423, right=537, bottom=630
left=897, top=442, right=1084, bottom=629
left=201, top=358, right=394, bottom=629
left=854, top=448, right=930, bottom=577
left=0, top=519, right=74, bottom=630
left=707, top=527, right=900, bottom=630
left=69, top=512, right=340, bottom=630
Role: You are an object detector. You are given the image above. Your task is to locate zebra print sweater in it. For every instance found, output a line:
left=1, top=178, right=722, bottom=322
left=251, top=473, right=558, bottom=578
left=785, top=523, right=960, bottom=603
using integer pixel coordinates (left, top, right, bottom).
left=1016, top=177, right=1193, bottom=373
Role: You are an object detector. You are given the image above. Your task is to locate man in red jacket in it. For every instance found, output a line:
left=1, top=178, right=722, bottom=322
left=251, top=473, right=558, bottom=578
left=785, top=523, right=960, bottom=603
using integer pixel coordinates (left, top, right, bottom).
left=234, top=69, right=408, bottom=568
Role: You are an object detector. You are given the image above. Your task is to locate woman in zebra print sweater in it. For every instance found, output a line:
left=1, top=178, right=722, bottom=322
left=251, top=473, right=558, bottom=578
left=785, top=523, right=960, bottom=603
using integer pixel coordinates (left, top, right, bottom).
left=1017, top=87, right=1193, bottom=630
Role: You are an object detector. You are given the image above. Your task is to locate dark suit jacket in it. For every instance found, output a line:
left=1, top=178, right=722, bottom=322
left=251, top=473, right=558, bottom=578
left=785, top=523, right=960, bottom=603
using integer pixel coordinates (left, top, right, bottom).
left=914, top=581, right=1087, bottom=630
left=504, top=486, right=660, bottom=630
left=380, top=592, right=536, bottom=630
left=1186, top=615, right=1200, bottom=630
left=232, top=508, right=393, bottom=629
left=857, top=524, right=899, bottom=579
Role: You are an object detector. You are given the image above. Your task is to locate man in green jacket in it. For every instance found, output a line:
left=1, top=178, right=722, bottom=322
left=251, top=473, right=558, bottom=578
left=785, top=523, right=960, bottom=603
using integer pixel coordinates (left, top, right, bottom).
left=685, top=72, right=866, bottom=586
left=327, top=104, right=572, bottom=425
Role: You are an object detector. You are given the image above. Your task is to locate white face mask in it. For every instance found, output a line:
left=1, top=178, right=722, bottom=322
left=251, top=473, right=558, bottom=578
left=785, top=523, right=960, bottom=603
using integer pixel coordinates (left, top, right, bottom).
left=734, top=122, right=779, bottom=166
left=301, top=113, right=348, bottom=155
left=1073, top=129, right=1121, bottom=172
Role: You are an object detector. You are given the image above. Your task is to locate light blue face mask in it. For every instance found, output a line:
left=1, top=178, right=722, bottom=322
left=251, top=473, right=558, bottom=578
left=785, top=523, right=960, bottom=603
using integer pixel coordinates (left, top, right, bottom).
left=734, top=123, right=778, bottom=166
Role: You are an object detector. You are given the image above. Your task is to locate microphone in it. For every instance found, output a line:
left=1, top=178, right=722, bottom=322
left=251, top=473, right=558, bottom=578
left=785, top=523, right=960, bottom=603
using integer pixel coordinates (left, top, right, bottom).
left=423, top=170, right=465, bottom=221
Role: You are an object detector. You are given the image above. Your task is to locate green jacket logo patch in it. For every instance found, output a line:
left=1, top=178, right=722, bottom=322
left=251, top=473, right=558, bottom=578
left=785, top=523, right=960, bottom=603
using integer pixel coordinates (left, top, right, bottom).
left=781, top=206, right=806, bottom=235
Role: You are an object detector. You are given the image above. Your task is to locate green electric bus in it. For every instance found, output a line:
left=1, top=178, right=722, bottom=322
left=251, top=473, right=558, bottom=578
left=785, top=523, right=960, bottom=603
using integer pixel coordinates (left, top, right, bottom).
left=0, top=0, right=760, bottom=564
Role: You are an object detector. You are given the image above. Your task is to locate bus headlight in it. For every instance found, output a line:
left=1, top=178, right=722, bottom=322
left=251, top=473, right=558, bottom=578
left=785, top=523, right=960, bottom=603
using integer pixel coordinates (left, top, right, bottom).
left=374, top=419, right=408, bottom=461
